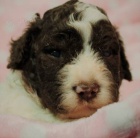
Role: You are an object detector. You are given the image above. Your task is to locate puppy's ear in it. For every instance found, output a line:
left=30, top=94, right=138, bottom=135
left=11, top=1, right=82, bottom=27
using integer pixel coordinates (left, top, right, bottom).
left=7, top=14, right=41, bottom=70
left=119, top=39, right=132, bottom=81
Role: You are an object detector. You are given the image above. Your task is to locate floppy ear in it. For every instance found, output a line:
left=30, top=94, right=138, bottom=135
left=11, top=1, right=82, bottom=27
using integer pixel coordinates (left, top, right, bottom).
left=119, top=39, right=132, bottom=81
left=7, top=14, right=41, bottom=70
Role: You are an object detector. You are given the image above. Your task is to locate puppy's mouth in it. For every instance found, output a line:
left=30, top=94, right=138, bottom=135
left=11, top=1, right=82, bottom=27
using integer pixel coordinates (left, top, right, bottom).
left=58, top=97, right=113, bottom=119
left=57, top=92, right=113, bottom=120
left=56, top=86, right=116, bottom=120
left=58, top=102, right=97, bottom=119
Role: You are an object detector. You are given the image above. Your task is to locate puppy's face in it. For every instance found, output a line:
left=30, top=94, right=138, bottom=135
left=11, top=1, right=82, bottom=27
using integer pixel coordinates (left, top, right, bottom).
left=8, top=0, right=132, bottom=119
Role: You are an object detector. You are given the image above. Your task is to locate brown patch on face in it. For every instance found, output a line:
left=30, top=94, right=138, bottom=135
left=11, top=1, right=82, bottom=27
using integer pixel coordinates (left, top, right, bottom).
left=91, top=20, right=132, bottom=86
left=7, top=1, right=84, bottom=115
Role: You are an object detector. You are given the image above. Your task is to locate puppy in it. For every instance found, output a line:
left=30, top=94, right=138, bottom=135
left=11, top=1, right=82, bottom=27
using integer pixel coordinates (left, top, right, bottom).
left=0, top=0, right=132, bottom=122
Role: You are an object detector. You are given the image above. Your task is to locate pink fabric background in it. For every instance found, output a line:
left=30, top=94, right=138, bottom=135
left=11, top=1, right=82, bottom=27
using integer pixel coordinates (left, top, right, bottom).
left=0, top=0, right=140, bottom=101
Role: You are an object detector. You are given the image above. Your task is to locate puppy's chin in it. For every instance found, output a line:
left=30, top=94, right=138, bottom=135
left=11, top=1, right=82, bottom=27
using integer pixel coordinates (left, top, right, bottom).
left=58, top=104, right=97, bottom=119
left=56, top=88, right=115, bottom=120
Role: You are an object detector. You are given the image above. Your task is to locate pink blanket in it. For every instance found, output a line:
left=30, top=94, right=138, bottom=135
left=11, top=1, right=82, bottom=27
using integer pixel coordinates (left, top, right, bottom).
left=0, top=0, right=140, bottom=137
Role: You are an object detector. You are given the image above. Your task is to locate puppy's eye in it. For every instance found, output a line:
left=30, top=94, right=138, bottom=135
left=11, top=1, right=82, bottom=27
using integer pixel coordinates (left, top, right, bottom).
left=50, top=50, right=61, bottom=58
left=43, top=48, right=61, bottom=58
left=103, top=50, right=112, bottom=57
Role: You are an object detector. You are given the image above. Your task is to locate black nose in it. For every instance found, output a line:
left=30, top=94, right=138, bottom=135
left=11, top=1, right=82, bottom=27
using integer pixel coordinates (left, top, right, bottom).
left=73, top=83, right=99, bottom=101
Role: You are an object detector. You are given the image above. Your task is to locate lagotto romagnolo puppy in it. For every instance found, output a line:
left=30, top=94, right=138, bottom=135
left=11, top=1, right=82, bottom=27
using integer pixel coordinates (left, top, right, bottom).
left=0, top=0, right=132, bottom=123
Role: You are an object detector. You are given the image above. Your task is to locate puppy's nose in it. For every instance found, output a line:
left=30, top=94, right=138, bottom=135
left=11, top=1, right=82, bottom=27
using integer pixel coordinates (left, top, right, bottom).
left=73, top=83, right=99, bottom=101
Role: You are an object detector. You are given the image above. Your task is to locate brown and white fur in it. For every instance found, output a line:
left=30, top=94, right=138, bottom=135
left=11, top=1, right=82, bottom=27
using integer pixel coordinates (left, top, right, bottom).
left=0, top=0, right=132, bottom=123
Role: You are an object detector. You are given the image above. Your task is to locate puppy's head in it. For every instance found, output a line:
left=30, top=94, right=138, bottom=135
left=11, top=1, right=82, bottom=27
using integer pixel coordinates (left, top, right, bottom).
left=7, top=0, right=132, bottom=119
